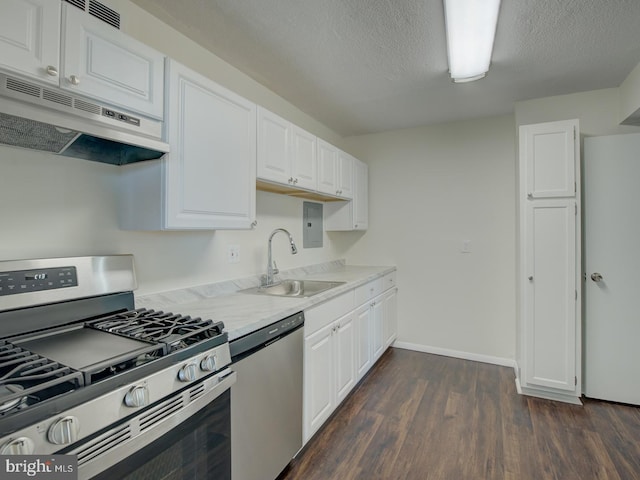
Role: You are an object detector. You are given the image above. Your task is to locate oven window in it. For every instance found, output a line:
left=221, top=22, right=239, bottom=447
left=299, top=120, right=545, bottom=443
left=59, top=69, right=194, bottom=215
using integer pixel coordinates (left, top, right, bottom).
left=92, top=390, right=231, bottom=480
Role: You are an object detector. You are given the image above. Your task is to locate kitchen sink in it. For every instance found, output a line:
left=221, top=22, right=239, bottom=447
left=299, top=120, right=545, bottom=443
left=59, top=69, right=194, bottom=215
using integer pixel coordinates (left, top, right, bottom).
left=241, top=279, right=346, bottom=298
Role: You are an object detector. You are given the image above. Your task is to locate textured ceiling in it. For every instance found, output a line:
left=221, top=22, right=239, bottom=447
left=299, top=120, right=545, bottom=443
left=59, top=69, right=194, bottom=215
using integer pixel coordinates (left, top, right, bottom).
left=130, top=0, right=640, bottom=137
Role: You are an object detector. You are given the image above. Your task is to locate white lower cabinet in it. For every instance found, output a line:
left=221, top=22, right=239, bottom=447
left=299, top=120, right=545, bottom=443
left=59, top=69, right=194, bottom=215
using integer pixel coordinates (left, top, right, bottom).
left=303, top=272, right=397, bottom=444
left=383, top=288, right=398, bottom=349
left=303, top=292, right=355, bottom=443
left=354, top=303, right=372, bottom=381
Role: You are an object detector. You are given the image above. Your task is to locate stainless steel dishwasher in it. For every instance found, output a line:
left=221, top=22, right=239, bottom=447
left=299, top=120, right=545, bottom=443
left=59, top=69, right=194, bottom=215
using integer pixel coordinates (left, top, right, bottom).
left=230, top=311, right=304, bottom=480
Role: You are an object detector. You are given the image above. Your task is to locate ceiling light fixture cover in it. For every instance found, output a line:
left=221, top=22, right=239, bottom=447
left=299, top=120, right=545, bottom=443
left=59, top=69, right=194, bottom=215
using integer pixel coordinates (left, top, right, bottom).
left=443, top=0, right=501, bottom=83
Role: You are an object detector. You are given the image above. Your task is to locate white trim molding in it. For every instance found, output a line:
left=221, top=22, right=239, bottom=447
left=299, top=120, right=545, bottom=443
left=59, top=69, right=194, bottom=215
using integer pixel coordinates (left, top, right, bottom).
left=393, top=341, right=517, bottom=368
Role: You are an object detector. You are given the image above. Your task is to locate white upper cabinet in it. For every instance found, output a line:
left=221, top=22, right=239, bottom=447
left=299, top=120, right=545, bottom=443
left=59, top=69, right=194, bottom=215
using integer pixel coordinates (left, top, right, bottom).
left=336, top=150, right=354, bottom=199
left=0, top=1, right=164, bottom=119
left=120, top=59, right=256, bottom=230
left=316, top=138, right=338, bottom=195
left=290, top=124, right=317, bottom=191
left=317, top=139, right=353, bottom=199
left=0, top=0, right=61, bottom=85
left=61, top=3, right=164, bottom=119
left=257, top=107, right=291, bottom=185
left=521, top=119, right=577, bottom=198
left=325, top=158, right=368, bottom=231
left=257, top=107, right=317, bottom=191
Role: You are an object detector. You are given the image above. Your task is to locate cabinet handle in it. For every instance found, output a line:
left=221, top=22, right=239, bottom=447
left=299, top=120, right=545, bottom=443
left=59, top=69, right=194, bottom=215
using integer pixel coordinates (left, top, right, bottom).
left=69, top=75, right=80, bottom=86
left=528, top=276, right=533, bottom=281
left=46, top=65, right=58, bottom=77
left=251, top=220, right=257, bottom=228
left=527, top=192, right=533, bottom=198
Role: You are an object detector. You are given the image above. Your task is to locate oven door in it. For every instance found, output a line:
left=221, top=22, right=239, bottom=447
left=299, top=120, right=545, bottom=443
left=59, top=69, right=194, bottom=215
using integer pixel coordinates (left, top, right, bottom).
left=71, top=371, right=235, bottom=480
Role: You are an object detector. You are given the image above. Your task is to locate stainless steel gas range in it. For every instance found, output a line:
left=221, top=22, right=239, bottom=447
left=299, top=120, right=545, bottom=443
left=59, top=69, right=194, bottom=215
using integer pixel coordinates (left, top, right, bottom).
left=0, top=255, right=235, bottom=479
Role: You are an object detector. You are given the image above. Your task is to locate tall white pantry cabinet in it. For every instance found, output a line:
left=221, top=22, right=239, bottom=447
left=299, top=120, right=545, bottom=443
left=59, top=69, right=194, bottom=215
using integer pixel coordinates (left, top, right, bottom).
left=517, top=119, right=582, bottom=404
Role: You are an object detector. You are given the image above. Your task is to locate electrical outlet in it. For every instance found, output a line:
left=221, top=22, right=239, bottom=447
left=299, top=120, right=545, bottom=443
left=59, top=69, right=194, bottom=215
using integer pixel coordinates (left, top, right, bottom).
left=461, top=240, right=471, bottom=253
left=228, top=245, right=240, bottom=263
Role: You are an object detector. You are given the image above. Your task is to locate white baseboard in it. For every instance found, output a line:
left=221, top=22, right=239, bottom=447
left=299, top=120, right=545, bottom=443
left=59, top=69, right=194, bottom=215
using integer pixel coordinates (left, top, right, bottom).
left=393, top=341, right=517, bottom=368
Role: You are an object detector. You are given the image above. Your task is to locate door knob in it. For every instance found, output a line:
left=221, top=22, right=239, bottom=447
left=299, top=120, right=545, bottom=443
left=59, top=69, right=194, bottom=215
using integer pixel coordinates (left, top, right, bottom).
left=591, top=272, right=603, bottom=282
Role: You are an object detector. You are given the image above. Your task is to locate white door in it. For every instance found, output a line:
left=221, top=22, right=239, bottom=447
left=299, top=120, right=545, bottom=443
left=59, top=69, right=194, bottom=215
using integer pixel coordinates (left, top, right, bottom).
left=61, top=3, right=164, bottom=119
left=584, top=133, right=640, bottom=405
left=291, top=124, right=317, bottom=191
left=303, top=323, right=334, bottom=442
left=257, top=107, right=291, bottom=185
left=524, top=200, right=577, bottom=391
left=164, top=59, right=256, bottom=229
left=0, top=0, right=60, bottom=85
left=334, top=313, right=355, bottom=404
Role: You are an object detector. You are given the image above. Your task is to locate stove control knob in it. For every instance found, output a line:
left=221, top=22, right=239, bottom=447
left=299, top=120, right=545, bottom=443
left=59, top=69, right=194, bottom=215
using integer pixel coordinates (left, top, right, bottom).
left=124, top=385, right=149, bottom=408
left=200, top=354, right=217, bottom=372
left=1, top=437, right=35, bottom=455
left=48, top=416, right=80, bottom=445
left=178, top=362, right=198, bottom=382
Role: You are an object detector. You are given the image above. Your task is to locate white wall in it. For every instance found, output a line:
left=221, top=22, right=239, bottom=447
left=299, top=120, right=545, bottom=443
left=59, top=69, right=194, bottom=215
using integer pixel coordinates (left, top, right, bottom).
left=340, top=115, right=517, bottom=361
left=0, top=0, right=354, bottom=296
left=515, top=88, right=639, bottom=136
left=0, top=146, right=352, bottom=295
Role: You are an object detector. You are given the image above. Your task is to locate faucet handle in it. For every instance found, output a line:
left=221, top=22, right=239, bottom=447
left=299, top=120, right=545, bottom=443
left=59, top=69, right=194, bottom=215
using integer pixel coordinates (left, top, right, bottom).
left=272, top=261, right=279, bottom=275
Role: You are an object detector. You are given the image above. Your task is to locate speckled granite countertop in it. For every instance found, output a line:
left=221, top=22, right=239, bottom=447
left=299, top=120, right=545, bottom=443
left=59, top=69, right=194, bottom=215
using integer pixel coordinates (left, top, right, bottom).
left=135, top=260, right=395, bottom=341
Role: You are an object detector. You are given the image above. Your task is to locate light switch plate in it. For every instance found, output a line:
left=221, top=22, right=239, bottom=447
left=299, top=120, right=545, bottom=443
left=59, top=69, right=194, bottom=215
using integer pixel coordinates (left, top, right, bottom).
left=228, top=245, right=240, bottom=263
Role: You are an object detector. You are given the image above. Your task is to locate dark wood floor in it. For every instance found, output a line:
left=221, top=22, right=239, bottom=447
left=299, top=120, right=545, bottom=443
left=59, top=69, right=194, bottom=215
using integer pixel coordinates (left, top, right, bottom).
left=281, top=348, right=640, bottom=480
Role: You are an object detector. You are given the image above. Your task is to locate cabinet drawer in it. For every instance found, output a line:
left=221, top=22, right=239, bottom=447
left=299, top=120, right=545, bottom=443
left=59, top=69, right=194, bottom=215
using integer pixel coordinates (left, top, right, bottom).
left=304, top=291, right=354, bottom=336
left=354, top=278, right=383, bottom=306
left=382, top=271, right=396, bottom=291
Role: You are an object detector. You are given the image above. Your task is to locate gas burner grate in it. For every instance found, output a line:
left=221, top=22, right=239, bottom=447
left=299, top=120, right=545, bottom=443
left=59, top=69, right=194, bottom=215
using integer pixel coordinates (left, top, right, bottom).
left=0, top=341, right=83, bottom=414
left=86, top=309, right=224, bottom=351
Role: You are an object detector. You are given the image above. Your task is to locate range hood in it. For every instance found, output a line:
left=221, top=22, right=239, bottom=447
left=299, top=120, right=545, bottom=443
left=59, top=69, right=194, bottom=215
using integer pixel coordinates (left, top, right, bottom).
left=0, top=73, right=169, bottom=165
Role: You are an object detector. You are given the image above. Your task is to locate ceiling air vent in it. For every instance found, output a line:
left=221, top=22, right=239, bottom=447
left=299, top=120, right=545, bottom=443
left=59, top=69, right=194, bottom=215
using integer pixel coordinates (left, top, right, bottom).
left=64, top=0, right=121, bottom=30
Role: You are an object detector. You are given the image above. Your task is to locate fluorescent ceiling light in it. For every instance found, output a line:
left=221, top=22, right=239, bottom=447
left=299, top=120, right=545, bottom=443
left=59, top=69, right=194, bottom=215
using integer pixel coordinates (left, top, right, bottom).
left=443, top=0, right=501, bottom=83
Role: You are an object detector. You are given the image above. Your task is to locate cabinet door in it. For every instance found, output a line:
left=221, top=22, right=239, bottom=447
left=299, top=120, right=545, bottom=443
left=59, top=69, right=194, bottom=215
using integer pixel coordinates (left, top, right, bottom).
left=0, top=0, right=60, bottom=85
left=164, top=60, right=256, bottom=229
left=336, top=151, right=354, bottom=199
left=355, top=303, right=372, bottom=380
left=520, top=120, right=577, bottom=199
left=371, top=298, right=384, bottom=361
left=257, top=107, right=292, bottom=185
left=291, top=124, right=317, bottom=191
left=304, top=323, right=335, bottom=443
left=524, top=199, right=577, bottom=391
left=317, top=138, right=338, bottom=195
left=61, top=3, right=164, bottom=119
left=334, top=313, right=356, bottom=405
left=353, top=159, right=369, bottom=230
left=383, top=288, right=398, bottom=348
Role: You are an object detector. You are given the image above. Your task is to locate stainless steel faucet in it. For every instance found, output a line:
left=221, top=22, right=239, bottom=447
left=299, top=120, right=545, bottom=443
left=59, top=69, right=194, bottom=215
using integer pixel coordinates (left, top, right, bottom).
left=263, top=228, right=298, bottom=286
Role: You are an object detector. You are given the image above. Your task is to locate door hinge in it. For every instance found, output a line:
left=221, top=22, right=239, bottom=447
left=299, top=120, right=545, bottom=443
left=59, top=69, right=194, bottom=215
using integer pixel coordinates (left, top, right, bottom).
left=575, top=203, right=577, bottom=215
left=574, top=182, right=577, bottom=194
left=573, top=127, right=576, bottom=140
left=575, top=376, right=577, bottom=386
left=575, top=290, right=578, bottom=300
